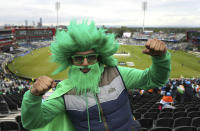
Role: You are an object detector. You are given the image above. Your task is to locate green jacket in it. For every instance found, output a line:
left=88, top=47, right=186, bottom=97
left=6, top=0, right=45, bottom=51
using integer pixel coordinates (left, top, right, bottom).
left=21, top=52, right=171, bottom=131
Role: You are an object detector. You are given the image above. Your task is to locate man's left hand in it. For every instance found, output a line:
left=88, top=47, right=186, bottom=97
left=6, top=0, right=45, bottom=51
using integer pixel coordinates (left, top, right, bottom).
left=143, top=39, right=167, bottom=56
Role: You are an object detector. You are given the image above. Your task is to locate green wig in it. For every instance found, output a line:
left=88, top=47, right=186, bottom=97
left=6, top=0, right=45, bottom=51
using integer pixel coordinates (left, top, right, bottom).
left=50, top=20, right=119, bottom=75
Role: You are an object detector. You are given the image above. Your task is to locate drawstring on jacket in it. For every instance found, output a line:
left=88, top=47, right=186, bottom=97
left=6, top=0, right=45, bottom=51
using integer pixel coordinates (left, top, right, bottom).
left=84, top=91, right=102, bottom=131
left=95, top=94, right=102, bottom=123
left=85, top=92, right=91, bottom=131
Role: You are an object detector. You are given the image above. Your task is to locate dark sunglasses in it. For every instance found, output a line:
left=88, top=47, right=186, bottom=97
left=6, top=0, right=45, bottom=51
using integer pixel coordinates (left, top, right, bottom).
left=71, top=54, right=98, bottom=64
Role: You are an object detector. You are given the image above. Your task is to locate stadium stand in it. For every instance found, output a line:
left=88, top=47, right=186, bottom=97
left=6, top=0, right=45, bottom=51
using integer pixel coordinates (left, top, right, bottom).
left=135, top=108, right=148, bottom=114
left=173, top=107, right=185, bottom=112
left=188, top=111, right=200, bottom=118
left=0, top=121, right=20, bottom=131
left=191, top=117, right=200, bottom=129
left=0, top=50, right=31, bottom=131
left=161, top=108, right=174, bottom=113
left=187, top=107, right=199, bottom=113
left=173, top=117, right=192, bottom=128
left=173, top=111, right=187, bottom=119
left=158, top=112, right=173, bottom=118
left=150, top=127, right=172, bottom=131
left=148, top=108, right=161, bottom=114
left=143, top=112, right=158, bottom=121
left=156, top=118, right=174, bottom=128
left=138, top=118, right=153, bottom=129
left=174, top=126, right=197, bottom=131
left=129, top=80, right=200, bottom=130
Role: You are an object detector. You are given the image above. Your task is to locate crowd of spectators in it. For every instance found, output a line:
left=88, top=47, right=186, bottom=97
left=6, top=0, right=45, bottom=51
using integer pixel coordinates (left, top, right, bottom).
left=0, top=41, right=54, bottom=100
left=0, top=62, right=30, bottom=96
left=0, top=42, right=46, bottom=96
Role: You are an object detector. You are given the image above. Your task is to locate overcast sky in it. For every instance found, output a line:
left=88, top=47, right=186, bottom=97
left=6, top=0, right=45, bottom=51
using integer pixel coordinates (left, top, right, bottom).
left=0, top=0, right=199, bottom=27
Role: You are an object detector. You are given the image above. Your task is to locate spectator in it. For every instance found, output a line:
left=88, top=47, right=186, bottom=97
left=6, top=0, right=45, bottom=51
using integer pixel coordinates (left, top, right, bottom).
left=21, top=20, right=171, bottom=131
left=176, top=84, right=185, bottom=104
left=184, top=81, right=194, bottom=103
left=160, top=92, right=175, bottom=109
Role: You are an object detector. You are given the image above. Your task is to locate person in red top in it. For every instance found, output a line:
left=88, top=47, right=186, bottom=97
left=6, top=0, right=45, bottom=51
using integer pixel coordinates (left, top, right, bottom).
left=160, top=92, right=175, bottom=109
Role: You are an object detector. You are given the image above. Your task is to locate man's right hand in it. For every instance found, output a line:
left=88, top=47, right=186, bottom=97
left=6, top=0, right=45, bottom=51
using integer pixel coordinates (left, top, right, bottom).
left=31, top=76, right=56, bottom=96
left=143, top=39, right=167, bottom=56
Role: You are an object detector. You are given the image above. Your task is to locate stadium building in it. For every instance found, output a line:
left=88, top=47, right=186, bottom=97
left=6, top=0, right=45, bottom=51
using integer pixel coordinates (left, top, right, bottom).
left=187, top=31, right=200, bottom=51
left=0, top=27, right=56, bottom=52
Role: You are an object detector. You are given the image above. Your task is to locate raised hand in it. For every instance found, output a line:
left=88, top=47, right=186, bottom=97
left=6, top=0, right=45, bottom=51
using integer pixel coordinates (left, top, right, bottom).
left=31, top=76, right=56, bottom=96
left=143, top=39, right=167, bottom=56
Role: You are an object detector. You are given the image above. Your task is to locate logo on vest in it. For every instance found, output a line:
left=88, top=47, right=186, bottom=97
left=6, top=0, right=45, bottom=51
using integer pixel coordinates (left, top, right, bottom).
left=108, top=88, right=116, bottom=94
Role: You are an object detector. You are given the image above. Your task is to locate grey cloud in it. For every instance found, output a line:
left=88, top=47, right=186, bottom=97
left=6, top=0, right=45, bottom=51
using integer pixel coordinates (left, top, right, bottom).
left=0, top=0, right=200, bottom=27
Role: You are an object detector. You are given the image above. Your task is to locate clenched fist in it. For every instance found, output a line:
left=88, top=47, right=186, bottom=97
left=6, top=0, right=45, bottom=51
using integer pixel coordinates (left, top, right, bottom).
left=143, top=39, right=167, bottom=56
left=31, top=76, right=56, bottom=96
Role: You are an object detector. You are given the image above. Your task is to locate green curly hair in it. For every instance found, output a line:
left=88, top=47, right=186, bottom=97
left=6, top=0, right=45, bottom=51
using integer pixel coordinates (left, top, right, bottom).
left=50, top=20, right=119, bottom=75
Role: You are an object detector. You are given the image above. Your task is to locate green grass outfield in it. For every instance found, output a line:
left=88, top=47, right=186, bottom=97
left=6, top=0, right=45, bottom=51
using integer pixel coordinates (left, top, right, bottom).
left=8, top=45, right=200, bottom=80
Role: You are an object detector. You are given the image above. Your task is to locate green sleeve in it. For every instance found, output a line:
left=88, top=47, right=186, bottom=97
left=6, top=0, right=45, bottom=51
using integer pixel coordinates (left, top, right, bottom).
left=21, top=90, right=65, bottom=129
left=118, top=51, right=171, bottom=90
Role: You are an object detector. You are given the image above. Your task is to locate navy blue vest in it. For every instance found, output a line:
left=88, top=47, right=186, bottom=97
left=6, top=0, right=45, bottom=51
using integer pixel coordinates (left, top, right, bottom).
left=64, top=67, right=135, bottom=131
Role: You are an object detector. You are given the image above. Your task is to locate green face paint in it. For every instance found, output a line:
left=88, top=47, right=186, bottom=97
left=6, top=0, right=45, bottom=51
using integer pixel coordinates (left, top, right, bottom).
left=68, top=63, right=104, bottom=95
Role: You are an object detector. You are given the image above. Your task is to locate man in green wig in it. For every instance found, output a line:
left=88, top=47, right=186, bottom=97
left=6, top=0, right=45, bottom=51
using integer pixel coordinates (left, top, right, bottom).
left=21, top=20, right=171, bottom=131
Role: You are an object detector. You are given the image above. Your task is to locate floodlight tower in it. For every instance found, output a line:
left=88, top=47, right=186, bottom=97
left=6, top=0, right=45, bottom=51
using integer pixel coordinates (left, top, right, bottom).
left=55, top=1, right=60, bottom=28
left=142, top=1, right=147, bottom=33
